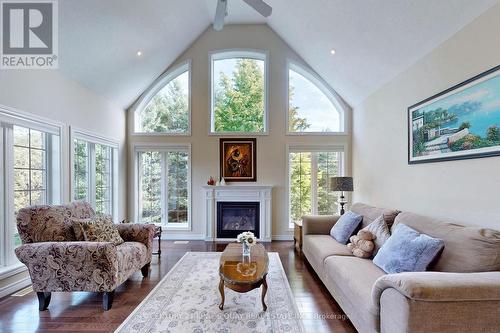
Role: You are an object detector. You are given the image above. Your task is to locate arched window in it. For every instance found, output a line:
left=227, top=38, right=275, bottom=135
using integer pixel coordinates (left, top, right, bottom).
left=133, top=61, right=190, bottom=134
left=287, top=62, right=345, bottom=133
left=210, top=50, right=268, bottom=134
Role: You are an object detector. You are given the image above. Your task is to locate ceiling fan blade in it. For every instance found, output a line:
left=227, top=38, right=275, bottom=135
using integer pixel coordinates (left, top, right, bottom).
left=213, top=0, right=227, bottom=31
left=243, top=0, right=272, bottom=17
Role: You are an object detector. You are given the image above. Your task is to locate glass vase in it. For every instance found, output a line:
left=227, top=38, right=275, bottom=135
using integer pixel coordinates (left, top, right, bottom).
left=242, top=242, right=251, bottom=257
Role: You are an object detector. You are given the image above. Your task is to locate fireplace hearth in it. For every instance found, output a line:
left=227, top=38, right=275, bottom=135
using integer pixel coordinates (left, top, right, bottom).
left=217, top=202, right=260, bottom=239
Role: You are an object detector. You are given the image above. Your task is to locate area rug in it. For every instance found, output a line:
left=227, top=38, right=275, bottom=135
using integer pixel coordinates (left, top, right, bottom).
left=115, top=252, right=305, bottom=333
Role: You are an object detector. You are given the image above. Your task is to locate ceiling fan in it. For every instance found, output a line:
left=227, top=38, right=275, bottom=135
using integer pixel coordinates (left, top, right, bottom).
left=213, top=0, right=272, bottom=31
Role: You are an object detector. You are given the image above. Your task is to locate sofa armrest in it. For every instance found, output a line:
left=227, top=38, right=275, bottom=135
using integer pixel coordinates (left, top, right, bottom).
left=116, top=223, right=156, bottom=253
left=15, top=241, right=119, bottom=292
left=302, top=215, right=340, bottom=235
left=372, top=271, right=500, bottom=309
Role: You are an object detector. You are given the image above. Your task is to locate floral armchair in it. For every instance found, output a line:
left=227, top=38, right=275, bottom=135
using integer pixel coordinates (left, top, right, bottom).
left=15, top=202, right=156, bottom=311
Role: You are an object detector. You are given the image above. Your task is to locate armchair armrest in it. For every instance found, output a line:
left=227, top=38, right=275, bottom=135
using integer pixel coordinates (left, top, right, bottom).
left=372, top=271, right=500, bottom=309
left=116, top=223, right=156, bottom=252
left=302, top=215, right=340, bottom=235
left=15, top=241, right=119, bottom=292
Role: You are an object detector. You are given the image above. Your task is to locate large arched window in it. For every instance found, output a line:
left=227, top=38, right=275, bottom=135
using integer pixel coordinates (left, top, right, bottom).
left=287, top=61, right=345, bottom=134
left=210, top=50, right=268, bottom=134
left=133, top=61, right=190, bottom=134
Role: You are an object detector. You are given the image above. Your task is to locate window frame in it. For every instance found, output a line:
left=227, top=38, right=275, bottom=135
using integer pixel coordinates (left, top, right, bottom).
left=0, top=105, right=63, bottom=273
left=131, top=60, right=192, bottom=136
left=70, top=127, right=119, bottom=219
left=209, top=49, right=269, bottom=135
left=286, top=143, right=347, bottom=229
left=286, top=60, right=347, bottom=135
left=132, top=142, right=192, bottom=231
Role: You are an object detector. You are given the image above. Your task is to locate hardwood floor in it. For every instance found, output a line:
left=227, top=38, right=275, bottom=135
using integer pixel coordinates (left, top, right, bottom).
left=0, top=241, right=356, bottom=333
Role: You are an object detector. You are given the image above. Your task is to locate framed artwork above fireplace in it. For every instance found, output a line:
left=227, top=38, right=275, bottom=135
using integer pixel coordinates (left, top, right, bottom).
left=220, top=138, right=257, bottom=182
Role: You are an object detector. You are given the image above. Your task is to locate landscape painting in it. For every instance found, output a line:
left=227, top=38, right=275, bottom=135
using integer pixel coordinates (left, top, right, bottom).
left=409, top=65, right=500, bottom=164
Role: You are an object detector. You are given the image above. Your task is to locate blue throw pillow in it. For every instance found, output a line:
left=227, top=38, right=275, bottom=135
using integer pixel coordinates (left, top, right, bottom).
left=330, top=211, right=363, bottom=244
left=373, top=223, right=444, bottom=274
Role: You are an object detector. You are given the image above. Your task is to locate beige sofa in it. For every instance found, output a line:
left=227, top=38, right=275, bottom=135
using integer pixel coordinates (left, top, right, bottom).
left=302, top=203, right=500, bottom=333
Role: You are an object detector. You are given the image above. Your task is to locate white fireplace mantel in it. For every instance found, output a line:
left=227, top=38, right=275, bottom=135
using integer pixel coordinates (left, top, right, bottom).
left=202, top=185, right=273, bottom=242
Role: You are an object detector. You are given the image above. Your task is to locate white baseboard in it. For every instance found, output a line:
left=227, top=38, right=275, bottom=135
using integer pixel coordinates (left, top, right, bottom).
left=0, top=276, right=31, bottom=299
left=272, top=235, right=294, bottom=241
left=163, top=233, right=205, bottom=240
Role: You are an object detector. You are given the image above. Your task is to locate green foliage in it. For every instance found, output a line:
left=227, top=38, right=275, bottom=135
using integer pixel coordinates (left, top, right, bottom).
left=214, top=59, right=264, bottom=132
left=458, top=121, right=471, bottom=131
left=140, top=75, right=189, bottom=133
left=487, top=125, right=500, bottom=141
left=288, top=85, right=310, bottom=132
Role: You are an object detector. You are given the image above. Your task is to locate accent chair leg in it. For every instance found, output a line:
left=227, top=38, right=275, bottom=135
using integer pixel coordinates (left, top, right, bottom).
left=102, top=291, right=115, bottom=311
left=141, top=263, right=150, bottom=277
left=37, top=292, right=51, bottom=311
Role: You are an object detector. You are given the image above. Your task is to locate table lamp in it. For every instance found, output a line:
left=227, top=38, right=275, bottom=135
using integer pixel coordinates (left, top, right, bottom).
left=329, top=177, right=353, bottom=215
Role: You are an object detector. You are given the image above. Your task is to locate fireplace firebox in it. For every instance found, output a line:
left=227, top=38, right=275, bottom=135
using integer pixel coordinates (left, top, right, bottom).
left=216, top=202, right=260, bottom=239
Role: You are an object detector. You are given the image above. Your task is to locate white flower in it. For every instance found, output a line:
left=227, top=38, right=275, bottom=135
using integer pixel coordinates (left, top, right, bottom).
left=236, top=231, right=257, bottom=246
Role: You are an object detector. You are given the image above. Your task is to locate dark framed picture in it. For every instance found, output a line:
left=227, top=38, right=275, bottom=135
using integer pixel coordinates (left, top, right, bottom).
left=408, top=64, right=500, bottom=164
left=220, top=138, right=256, bottom=182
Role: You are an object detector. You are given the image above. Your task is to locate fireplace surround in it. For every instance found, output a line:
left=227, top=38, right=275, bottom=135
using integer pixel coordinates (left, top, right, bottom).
left=202, top=185, right=272, bottom=241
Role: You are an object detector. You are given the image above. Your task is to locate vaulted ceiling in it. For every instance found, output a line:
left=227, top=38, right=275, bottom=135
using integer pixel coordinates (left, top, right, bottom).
left=59, top=0, right=499, bottom=109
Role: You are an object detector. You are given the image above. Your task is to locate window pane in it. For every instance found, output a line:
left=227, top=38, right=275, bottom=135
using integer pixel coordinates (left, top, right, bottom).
left=138, top=70, right=189, bottom=133
left=13, top=126, right=29, bottom=146
left=13, top=146, right=29, bottom=168
left=289, top=152, right=312, bottom=224
left=14, top=191, right=29, bottom=213
left=139, top=151, right=162, bottom=223
left=317, top=152, right=340, bottom=215
left=73, top=139, right=88, bottom=201
left=30, top=130, right=45, bottom=149
left=95, top=144, right=112, bottom=215
left=213, top=57, right=265, bottom=132
left=30, top=170, right=46, bottom=190
left=31, top=190, right=46, bottom=205
left=289, top=68, right=341, bottom=132
left=30, top=149, right=45, bottom=170
left=167, top=152, right=188, bottom=224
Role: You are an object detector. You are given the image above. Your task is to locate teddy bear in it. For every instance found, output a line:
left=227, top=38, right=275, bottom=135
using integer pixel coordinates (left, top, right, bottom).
left=347, top=230, right=376, bottom=258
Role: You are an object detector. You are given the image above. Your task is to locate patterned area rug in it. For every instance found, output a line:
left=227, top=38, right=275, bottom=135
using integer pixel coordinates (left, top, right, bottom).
left=115, top=252, right=305, bottom=333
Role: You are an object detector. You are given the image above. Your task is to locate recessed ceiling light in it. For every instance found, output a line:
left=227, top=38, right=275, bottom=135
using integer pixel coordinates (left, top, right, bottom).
left=330, top=49, right=336, bottom=55
left=136, top=51, right=143, bottom=57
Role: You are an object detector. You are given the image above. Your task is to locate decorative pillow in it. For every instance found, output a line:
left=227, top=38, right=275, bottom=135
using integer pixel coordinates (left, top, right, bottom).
left=72, top=215, right=124, bottom=246
left=330, top=211, right=363, bottom=244
left=362, top=215, right=391, bottom=255
left=373, top=223, right=444, bottom=274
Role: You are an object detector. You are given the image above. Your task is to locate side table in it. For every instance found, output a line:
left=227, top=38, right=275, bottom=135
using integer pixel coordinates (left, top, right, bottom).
left=152, top=225, right=162, bottom=256
left=293, top=220, right=302, bottom=251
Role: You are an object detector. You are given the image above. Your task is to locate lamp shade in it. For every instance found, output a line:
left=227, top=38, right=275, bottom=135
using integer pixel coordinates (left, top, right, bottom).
left=329, top=177, right=353, bottom=192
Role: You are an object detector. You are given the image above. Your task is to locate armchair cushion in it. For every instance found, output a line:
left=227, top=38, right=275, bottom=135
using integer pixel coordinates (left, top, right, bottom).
left=73, top=216, right=124, bottom=246
left=15, top=241, right=119, bottom=292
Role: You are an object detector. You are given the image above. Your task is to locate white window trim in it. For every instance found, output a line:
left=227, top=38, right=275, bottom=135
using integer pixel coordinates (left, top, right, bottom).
left=132, top=142, right=192, bottom=231
left=0, top=104, right=64, bottom=269
left=285, top=143, right=347, bottom=230
left=286, top=60, right=348, bottom=136
left=209, top=49, right=269, bottom=136
left=130, top=60, right=192, bottom=136
left=70, top=127, right=119, bottom=219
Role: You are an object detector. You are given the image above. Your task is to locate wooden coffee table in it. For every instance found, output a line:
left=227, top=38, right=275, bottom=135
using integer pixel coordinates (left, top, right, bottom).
left=218, top=243, right=269, bottom=311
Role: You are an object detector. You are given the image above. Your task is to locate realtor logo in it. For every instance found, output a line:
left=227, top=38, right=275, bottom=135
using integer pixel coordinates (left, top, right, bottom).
left=1, top=0, right=58, bottom=69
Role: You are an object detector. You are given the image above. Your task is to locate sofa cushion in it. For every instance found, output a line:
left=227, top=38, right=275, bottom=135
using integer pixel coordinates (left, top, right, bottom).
left=303, top=235, right=353, bottom=279
left=116, top=242, right=149, bottom=284
left=330, top=211, right=363, bottom=244
left=16, top=202, right=95, bottom=243
left=351, top=202, right=400, bottom=228
left=324, top=256, right=386, bottom=316
left=73, top=216, right=124, bottom=246
left=393, top=212, right=500, bottom=272
left=373, top=224, right=444, bottom=273
left=362, top=215, right=391, bottom=255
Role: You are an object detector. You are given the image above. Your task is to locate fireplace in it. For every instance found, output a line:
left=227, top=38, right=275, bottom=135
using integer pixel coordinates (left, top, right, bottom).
left=217, top=202, right=260, bottom=239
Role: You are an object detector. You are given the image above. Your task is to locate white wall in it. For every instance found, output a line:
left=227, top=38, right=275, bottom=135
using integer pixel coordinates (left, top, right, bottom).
left=353, top=4, right=500, bottom=228
left=128, top=24, right=351, bottom=240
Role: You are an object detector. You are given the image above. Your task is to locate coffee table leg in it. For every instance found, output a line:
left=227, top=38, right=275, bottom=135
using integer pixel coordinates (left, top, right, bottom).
left=261, top=275, right=268, bottom=311
left=218, top=278, right=225, bottom=310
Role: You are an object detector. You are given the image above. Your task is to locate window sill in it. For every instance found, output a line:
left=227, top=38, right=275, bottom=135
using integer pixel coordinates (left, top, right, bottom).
left=0, top=263, right=26, bottom=280
left=164, top=224, right=190, bottom=231
left=208, top=131, right=268, bottom=136
left=130, top=132, right=192, bottom=137
left=285, top=131, right=349, bottom=136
